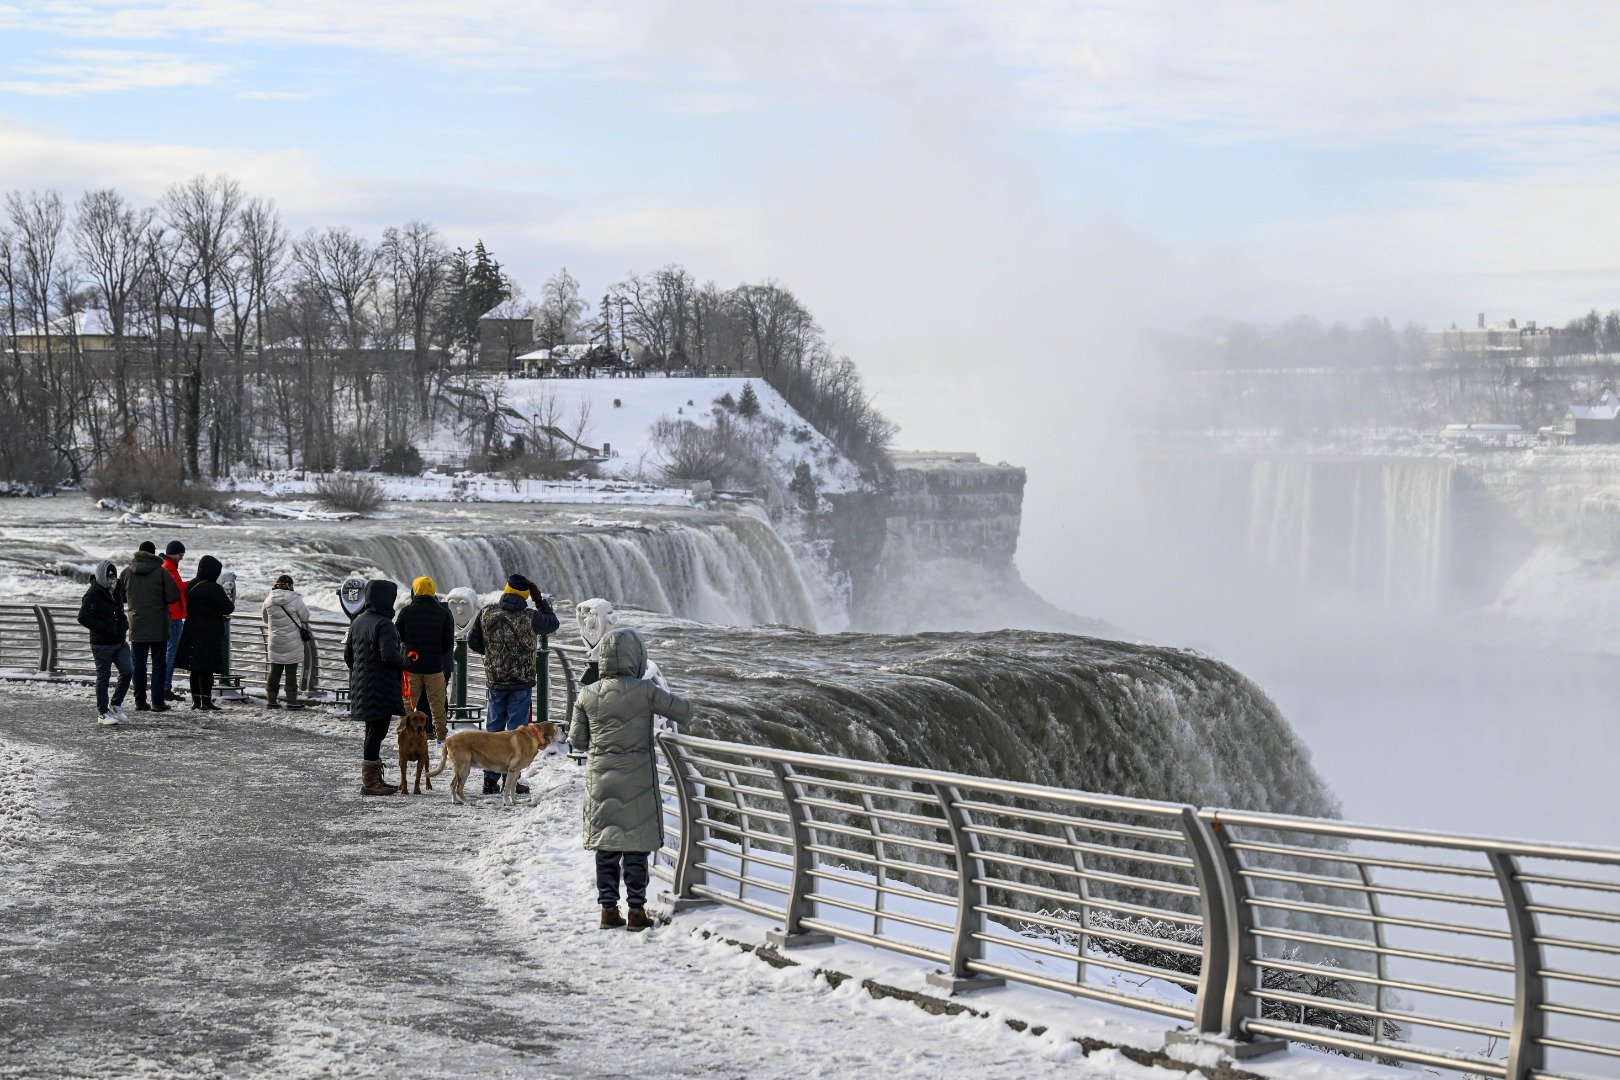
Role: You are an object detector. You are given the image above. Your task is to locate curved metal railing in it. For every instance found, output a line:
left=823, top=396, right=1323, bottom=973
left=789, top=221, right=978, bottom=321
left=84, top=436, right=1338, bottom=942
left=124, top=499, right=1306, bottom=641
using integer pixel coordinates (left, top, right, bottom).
left=0, top=601, right=586, bottom=728
left=652, top=732, right=1620, bottom=1079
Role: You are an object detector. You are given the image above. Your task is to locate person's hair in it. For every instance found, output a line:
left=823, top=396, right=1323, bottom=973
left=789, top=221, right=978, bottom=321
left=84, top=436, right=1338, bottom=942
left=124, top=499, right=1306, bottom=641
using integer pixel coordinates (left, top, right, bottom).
left=274, top=574, right=294, bottom=591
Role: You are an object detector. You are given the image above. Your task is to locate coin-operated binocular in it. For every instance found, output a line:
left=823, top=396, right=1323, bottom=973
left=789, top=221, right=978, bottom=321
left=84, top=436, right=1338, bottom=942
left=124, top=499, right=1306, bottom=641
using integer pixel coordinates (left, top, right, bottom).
left=338, top=575, right=368, bottom=623
left=446, top=586, right=482, bottom=723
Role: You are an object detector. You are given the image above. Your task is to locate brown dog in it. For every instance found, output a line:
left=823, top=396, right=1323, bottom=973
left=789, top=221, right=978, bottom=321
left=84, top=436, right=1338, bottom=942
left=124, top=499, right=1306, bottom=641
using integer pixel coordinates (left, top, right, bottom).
left=429, top=721, right=559, bottom=805
left=396, top=710, right=434, bottom=795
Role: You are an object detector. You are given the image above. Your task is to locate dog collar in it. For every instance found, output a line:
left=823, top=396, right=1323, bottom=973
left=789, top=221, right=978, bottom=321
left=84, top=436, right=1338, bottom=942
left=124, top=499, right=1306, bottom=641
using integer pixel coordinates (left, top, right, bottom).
left=526, top=724, right=545, bottom=745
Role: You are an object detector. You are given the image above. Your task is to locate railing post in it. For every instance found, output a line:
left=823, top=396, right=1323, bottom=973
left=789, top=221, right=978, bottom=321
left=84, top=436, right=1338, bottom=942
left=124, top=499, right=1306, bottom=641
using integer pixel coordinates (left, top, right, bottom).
left=1166, top=812, right=1287, bottom=1059
left=656, top=735, right=716, bottom=912
left=1177, top=807, right=1232, bottom=1035
left=215, top=615, right=245, bottom=701
left=765, top=762, right=832, bottom=949
left=33, top=605, right=57, bottom=673
left=1490, top=852, right=1547, bottom=1080
left=926, top=783, right=1005, bottom=994
left=534, top=634, right=549, bottom=722
left=301, top=634, right=320, bottom=696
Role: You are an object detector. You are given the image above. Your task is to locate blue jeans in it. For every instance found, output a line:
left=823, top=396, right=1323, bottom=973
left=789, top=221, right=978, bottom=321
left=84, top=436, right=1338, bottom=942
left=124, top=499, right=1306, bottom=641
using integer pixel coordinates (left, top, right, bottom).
left=132, top=641, right=169, bottom=709
left=485, top=687, right=532, bottom=782
left=164, top=619, right=184, bottom=695
left=93, top=643, right=133, bottom=714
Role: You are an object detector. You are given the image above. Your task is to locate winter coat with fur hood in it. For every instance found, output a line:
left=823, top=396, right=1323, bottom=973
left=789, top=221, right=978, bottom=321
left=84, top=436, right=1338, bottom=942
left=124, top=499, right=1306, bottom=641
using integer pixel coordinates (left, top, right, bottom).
left=572, top=628, right=693, bottom=852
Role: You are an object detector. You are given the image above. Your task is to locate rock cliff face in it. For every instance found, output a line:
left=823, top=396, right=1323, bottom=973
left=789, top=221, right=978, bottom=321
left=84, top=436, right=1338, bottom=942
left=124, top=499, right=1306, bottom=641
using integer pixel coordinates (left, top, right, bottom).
left=821, top=452, right=1095, bottom=635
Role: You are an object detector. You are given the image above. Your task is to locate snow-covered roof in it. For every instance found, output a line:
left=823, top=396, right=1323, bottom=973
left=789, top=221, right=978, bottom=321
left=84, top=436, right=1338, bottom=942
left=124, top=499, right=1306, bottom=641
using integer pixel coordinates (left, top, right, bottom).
left=15, top=309, right=117, bottom=337
left=1569, top=388, right=1620, bottom=421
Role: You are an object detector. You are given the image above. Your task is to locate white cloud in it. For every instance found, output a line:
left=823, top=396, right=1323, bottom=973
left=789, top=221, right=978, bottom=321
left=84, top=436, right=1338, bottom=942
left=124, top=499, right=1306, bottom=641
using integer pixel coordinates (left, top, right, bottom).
left=0, top=49, right=229, bottom=96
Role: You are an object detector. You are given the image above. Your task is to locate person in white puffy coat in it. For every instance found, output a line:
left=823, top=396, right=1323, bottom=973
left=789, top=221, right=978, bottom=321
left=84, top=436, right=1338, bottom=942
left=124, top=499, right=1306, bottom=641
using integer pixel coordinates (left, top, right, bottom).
left=261, top=574, right=312, bottom=709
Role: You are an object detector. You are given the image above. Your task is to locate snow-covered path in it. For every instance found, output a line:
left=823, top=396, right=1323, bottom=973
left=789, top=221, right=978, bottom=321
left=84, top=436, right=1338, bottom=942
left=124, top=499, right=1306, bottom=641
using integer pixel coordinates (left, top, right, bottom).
left=0, top=690, right=1186, bottom=1079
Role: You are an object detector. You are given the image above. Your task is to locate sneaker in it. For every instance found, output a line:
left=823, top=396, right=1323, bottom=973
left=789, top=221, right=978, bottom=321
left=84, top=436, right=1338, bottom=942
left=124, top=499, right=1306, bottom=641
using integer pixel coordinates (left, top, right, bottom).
left=112, top=703, right=129, bottom=722
left=97, top=711, right=120, bottom=726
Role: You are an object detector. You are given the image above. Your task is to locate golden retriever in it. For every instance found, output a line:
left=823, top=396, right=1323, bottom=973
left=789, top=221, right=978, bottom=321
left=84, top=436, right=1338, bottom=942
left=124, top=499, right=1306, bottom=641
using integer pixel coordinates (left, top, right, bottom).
left=396, top=710, right=434, bottom=795
left=429, top=721, right=560, bottom=805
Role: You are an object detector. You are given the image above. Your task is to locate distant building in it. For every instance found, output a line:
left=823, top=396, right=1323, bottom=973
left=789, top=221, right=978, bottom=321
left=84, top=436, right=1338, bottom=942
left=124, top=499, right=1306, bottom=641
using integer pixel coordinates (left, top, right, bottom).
left=1442, top=423, right=1522, bottom=446
left=1553, top=388, right=1620, bottom=444
left=1424, top=313, right=1561, bottom=356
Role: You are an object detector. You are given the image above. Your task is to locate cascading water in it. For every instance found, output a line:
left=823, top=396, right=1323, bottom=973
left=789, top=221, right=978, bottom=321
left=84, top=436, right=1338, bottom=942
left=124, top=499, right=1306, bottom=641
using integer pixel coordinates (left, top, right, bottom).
left=646, top=619, right=1339, bottom=818
left=1131, top=454, right=1458, bottom=613
left=2, top=506, right=823, bottom=631
left=1246, top=457, right=1454, bottom=609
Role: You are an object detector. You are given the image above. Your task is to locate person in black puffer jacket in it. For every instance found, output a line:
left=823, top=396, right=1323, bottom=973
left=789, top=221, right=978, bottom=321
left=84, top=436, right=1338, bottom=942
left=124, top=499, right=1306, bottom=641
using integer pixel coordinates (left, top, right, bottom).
left=78, top=559, right=133, bottom=724
left=395, top=576, right=455, bottom=742
left=173, top=555, right=235, bottom=710
left=344, top=579, right=404, bottom=797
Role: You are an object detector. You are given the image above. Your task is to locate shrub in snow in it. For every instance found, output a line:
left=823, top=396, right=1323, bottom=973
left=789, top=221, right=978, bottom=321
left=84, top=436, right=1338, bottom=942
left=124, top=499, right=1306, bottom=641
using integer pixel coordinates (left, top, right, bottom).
left=314, top=473, right=386, bottom=514
left=377, top=442, right=425, bottom=476
left=714, top=392, right=737, bottom=411
left=789, top=462, right=818, bottom=513
left=337, top=438, right=372, bottom=472
left=89, top=443, right=221, bottom=513
left=613, top=399, right=621, bottom=408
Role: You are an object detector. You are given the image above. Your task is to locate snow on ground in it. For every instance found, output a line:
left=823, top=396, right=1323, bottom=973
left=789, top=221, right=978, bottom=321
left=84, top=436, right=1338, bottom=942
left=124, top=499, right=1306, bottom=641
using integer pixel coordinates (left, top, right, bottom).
left=484, top=376, right=863, bottom=493
left=226, top=471, right=698, bottom=508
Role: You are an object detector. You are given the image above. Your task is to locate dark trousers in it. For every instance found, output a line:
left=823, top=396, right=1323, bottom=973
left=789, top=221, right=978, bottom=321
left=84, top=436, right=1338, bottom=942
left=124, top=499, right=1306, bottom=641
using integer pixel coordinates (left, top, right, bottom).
left=362, top=717, right=390, bottom=763
left=596, top=850, right=650, bottom=910
left=92, top=643, right=133, bottom=714
left=192, top=670, right=215, bottom=701
left=131, top=641, right=169, bottom=708
left=267, top=663, right=298, bottom=702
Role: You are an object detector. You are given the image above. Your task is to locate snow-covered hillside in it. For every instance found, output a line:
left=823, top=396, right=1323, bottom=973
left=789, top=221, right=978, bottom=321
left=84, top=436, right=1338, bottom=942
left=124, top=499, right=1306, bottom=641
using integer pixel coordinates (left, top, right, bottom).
left=459, top=375, right=863, bottom=494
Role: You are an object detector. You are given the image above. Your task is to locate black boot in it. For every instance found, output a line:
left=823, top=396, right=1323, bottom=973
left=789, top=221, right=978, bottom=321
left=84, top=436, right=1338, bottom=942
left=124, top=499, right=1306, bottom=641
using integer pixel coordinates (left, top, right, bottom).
left=191, top=696, right=204, bottom=710
left=482, top=775, right=500, bottom=795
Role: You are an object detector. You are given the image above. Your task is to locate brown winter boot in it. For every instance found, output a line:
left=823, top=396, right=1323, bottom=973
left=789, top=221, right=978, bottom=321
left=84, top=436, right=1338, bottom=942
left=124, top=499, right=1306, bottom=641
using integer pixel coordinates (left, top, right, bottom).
left=600, top=906, right=626, bottom=929
left=360, top=761, right=396, bottom=796
left=626, top=908, right=654, bottom=932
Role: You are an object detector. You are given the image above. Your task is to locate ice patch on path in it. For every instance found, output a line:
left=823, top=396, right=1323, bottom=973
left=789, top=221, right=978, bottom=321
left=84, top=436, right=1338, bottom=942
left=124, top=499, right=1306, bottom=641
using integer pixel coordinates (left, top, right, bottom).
left=470, top=764, right=1189, bottom=1079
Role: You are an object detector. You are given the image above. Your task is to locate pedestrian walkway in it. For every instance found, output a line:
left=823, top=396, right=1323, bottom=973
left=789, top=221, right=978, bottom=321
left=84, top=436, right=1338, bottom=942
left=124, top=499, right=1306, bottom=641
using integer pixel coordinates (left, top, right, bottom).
left=0, top=689, right=1183, bottom=1079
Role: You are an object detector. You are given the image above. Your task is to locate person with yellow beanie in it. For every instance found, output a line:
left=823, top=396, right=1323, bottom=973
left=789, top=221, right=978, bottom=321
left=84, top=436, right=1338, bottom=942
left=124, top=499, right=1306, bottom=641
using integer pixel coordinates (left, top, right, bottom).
left=394, top=575, right=454, bottom=741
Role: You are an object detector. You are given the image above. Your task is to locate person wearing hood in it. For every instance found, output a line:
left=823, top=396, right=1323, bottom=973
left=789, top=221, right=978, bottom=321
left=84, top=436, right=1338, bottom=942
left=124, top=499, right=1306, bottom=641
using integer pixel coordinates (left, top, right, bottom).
left=572, top=627, right=693, bottom=930
left=119, top=540, right=180, bottom=712
left=173, top=555, right=235, bottom=710
left=261, top=574, right=312, bottom=710
left=161, top=539, right=188, bottom=704
left=78, top=559, right=132, bottom=725
left=395, top=576, right=454, bottom=742
left=467, top=573, right=561, bottom=796
left=344, top=578, right=405, bottom=796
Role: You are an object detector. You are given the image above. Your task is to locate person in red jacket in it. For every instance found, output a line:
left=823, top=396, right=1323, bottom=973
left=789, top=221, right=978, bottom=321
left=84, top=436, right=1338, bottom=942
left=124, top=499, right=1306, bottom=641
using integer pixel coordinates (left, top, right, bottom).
left=161, top=540, right=187, bottom=703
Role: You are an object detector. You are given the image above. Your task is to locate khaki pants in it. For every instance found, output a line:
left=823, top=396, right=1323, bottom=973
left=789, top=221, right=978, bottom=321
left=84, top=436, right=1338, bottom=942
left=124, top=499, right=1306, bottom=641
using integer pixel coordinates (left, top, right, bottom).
left=406, top=671, right=448, bottom=741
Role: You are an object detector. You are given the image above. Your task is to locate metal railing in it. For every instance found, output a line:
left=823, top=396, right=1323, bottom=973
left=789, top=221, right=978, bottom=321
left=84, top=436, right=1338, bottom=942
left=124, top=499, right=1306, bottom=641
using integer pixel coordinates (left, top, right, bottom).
left=652, top=733, right=1620, bottom=1079
left=1, top=602, right=585, bottom=728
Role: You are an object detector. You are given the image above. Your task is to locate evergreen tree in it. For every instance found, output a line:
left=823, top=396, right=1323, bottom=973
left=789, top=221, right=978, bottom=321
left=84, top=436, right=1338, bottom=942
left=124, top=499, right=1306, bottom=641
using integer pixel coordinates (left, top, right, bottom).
left=788, top=461, right=818, bottom=514
left=737, top=380, right=761, bottom=418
